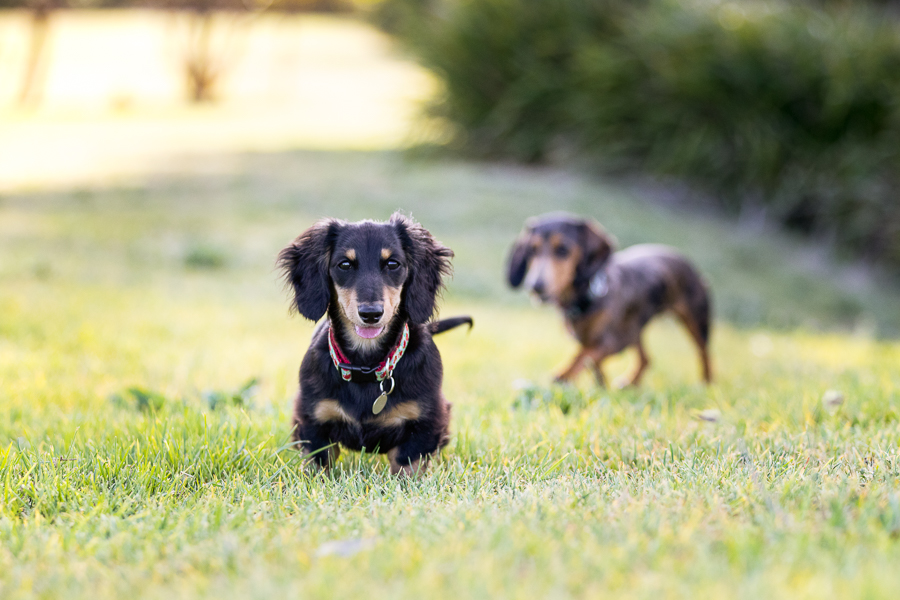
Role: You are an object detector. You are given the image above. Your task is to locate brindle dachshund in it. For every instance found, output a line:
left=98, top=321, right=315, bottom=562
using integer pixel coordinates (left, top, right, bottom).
left=279, top=213, right=471, bottom=476
left=508, top=213, right=712, bottom=387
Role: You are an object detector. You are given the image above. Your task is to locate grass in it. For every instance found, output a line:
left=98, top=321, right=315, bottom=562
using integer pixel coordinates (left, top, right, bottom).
left=1, top=150, right=900, bottom=599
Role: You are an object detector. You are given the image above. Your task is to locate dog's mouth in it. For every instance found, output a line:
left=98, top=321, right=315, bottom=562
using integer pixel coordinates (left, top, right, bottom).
left=354, top=325, right=384, bottom=339
left=528, top=288, right=553, bottom=304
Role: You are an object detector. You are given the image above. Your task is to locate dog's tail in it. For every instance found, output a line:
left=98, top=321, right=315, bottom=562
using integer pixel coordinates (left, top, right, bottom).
left=429, top=316, right=474, bottom=335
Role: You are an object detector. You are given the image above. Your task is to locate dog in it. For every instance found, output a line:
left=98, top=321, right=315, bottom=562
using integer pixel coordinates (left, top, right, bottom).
left=507, top=213, right=712, bottom=387
left=278, top=213, right=471, bottom=476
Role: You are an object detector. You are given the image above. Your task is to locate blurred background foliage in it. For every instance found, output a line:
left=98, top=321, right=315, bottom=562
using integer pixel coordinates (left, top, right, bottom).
left=2, top=0, right=899, bottom=277
left=372, top=0, right=900, bottom=271
left=5, top=0, right=898, bottom=271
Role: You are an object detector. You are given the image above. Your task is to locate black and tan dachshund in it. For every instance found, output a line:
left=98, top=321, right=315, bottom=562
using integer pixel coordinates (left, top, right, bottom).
left=508, top=212, right=712, bottom=387
left=279, top=213, right=471, bottom=476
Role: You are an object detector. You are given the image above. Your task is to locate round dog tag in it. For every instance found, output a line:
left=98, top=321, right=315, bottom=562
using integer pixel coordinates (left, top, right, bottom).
left=372, top=392, right=388, bottom=415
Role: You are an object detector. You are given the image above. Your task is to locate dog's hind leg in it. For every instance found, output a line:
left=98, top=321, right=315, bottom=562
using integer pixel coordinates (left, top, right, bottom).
left=690, top=321, right=713, bottom=384
left=627, top=340, right=650, bottom=387
left=672, top=299, right=713, bottom=384
left=693, top=337, right=712, bottom=384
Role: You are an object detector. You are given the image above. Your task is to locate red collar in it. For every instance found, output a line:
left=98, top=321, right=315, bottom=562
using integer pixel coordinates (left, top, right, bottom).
left=327, top=322, right=410, bottom=383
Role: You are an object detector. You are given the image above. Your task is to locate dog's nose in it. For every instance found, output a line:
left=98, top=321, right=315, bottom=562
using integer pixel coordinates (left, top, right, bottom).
left=358, top=304, right=384, bottom=324
left=531, top=280, right=546, bottom=296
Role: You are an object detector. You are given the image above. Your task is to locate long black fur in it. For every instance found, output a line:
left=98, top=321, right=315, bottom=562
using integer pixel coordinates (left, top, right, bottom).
left=392, top=214, right=454, bottom=324
left=507, top=227, right=534, bottom=289
left=277, top=219, right=340, bottom=321
left=279, top=213, right=469, bottom=473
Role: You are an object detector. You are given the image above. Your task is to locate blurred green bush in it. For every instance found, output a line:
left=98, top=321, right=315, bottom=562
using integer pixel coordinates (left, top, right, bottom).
left=374, top=0, right=634, bottom=162
left=375, top=0, right=900, bottom=267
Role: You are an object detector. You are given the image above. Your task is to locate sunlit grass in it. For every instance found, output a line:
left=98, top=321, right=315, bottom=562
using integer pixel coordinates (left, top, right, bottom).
left=1, top=151, right=899, bottom=599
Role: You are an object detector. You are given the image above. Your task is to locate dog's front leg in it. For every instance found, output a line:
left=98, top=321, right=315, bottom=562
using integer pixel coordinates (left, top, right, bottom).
left=295, top=423, right=340, bottom=472
left=556, top=348, right=608, bottom=385
left=387, top=429, right=445, bottom=477
left=387, top=447, right=429, bottom=477
left=554, top=349, right=591, bottom=383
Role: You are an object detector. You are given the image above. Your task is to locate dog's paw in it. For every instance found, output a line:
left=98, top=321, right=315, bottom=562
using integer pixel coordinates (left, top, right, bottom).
left=301, top=443, right=340, bottom=474
left=388, top=449, right=428, bottom=478
left=552, top=374, right=572, bottom=386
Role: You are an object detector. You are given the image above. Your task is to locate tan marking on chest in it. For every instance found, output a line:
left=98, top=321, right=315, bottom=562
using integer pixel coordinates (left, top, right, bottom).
left=313, top=399, right=357, bottom=425
left=369, top=401, right=422, bottom=428
left=572, top=309, right=614, bottom=347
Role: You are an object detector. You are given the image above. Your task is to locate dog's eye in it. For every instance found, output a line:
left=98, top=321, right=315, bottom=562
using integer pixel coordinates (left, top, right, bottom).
left=554, top=246, right=570, bottom=258
left=385, top=259, right=401, bottom=271
left=337, top=260, right=353, bottom=271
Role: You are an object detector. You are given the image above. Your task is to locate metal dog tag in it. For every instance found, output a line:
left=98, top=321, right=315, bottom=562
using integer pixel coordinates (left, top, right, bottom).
left=372, top=392, right=388, bottom=415
left=373, top=376, right=395, bottom=415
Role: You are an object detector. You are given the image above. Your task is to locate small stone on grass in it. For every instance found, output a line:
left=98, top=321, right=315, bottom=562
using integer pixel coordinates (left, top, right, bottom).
left=698, top=409, right=721, bottom=423
left=822, top=390, right=844, bottom=411
left=315, top=538, right=377, bottom=558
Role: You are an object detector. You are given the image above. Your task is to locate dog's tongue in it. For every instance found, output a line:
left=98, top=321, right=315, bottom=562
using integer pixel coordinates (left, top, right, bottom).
left=355, top=325, right=384, bottom=339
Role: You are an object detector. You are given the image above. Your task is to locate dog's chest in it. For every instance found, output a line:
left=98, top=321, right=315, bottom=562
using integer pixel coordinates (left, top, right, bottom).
left=567, top=306, right=610, bottom=343
left=310, top=391, right=421, bottom=452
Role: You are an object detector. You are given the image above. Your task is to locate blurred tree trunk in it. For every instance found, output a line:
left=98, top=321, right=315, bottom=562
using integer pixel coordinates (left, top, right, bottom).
left=18, top=0, right=57, bottom=107
left=184, top=8, right=218, bottom=102
left=173, top=0, right=272, bottom=104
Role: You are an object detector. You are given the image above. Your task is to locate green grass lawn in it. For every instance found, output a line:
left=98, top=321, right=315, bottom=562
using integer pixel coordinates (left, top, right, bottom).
left=1, top=150, right=899, bottom=599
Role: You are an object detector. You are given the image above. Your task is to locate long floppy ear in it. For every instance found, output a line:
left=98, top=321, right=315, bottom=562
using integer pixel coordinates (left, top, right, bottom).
left=277, top=219, right=341, bottom=321
left=506, top=225, right=534, bottom=288
left=391, top=213, right=453, bottom=324
left=580, top=219, right=616, bottom=276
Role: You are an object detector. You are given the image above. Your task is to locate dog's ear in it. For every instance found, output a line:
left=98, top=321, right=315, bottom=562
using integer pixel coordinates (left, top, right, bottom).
left=391, top=213, right=453, bottom=324
left=507, top=224, right=534, bottom=288
left=580, top=219, right=615, bottom=274
left=277, top=219, right=341, bottom=322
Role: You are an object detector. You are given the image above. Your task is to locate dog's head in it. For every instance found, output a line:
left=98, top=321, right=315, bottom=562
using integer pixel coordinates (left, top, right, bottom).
left=507, top=213, right=615, bottom=305
left=279, top=213, right=453, bottom=348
